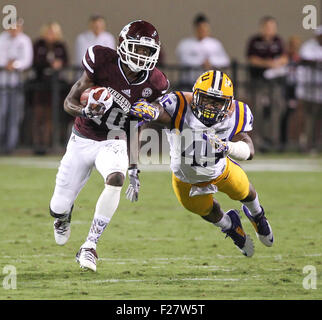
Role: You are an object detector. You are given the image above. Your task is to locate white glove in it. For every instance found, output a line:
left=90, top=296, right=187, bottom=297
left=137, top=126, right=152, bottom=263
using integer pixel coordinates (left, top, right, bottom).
left=125, top=168, right=140, bottom=202
left=203, top=130, right=229, bottom=157
left=83, top=87, right=113, bottom=118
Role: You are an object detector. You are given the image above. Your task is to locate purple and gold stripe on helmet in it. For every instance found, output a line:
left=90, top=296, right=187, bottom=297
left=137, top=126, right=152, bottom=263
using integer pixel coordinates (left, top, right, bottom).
left=229, top=101, right=247, bottom=140
left=171, top=91, right=187, bottom=132
left=210, top=70, right=216, bottom=89
left=211, top=70, right=223, bottom=91
left=217, top=71, right=223, bottom=91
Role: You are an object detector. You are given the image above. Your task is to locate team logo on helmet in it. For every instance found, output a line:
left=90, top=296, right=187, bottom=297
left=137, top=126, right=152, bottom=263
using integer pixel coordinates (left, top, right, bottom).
left=225, top=78, right=232, bottom=88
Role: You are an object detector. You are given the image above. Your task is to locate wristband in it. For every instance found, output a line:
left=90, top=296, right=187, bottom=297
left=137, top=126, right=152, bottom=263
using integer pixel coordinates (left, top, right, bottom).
left=227, top=141, right=251, bottom=160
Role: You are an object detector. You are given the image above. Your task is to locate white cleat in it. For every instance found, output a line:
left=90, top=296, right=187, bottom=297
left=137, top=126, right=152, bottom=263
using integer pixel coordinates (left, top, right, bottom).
left=76, top=247, right=98, bottom=272
left=53, top=219, right=71, bottom=245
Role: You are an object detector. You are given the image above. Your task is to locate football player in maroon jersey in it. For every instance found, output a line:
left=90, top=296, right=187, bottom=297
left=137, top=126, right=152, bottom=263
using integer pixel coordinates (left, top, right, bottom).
left=49, top=20, right=169, bottom=271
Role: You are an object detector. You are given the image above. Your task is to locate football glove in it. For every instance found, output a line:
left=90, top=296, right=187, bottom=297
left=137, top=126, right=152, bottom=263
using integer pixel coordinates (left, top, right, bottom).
left=83, top=87, right=113, bottom=118
left=203, top=129, right=229, bottom=157
left=130, top=99, right=160, bottom=126
left=125, top=168, right=141, bottom=202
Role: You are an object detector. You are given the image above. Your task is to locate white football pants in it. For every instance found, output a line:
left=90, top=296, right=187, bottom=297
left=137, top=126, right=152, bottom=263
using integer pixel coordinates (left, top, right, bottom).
left=50, top=133, right=128, bottom=215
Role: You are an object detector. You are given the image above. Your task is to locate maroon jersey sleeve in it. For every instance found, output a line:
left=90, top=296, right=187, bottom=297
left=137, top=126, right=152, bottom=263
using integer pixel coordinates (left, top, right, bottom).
left=146, top=68, right=170, bottom=102
left=82, top=45, right=96, bottom=80
left=81, top=45, right=117, bottom=81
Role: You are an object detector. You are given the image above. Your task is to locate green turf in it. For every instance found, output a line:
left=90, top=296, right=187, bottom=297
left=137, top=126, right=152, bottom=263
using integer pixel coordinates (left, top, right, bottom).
left=0, top=159, right=321, bottom=300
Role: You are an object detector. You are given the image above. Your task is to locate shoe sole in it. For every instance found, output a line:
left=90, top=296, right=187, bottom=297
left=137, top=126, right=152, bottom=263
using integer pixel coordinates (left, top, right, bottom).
left=242, top=205, right=274, bottom=247
left=258, top=232, right=274, bottom=247
left=75, top=255, right=97, bottom=272
left=79, top=263, right=96, bottom=272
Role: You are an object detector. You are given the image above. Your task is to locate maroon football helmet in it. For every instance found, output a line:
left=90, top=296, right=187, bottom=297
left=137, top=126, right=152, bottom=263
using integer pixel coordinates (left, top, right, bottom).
left=117, top=20, right=161, bottom=72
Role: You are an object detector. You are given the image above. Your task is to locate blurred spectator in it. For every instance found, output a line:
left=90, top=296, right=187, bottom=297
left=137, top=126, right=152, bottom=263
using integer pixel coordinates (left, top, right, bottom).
left=0, top=18, right=33, bottom=154
left=75, top=15, right=115, bottom=66
left=247, top=16, right=288, bottom=78
left=296, top=25, right=322, bottom=152
left=280, top=35, right=301, bottom=150
left=32, top=22, right=69, bottom=155
left=246, top=16, right=288, bottom=151
left=175, top=13, right=230, bottom=90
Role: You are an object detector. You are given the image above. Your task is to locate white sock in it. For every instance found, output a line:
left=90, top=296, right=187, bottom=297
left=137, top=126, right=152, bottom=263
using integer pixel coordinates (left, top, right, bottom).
left=85, top=184, right=122, bottom=247
left=85, top=214, right=110, bottom=248
left=242, top=193, right=262, bottom=217
left=94, top=184, right=122, bottom=220
left=214, top=213, right=232, bottom=230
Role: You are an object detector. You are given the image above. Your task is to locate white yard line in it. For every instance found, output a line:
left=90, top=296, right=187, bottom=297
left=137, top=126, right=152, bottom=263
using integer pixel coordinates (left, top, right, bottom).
left=2, top=253, right=321, bottom=262
left=87, top=279, right=147, bottom=283
left=86, top=277, right=245, bottom=283
left=18, top=276, right=263, bottom=287
left=1, top=156, right=322, bottom=172
left=178, top=277, right=240, bottom=282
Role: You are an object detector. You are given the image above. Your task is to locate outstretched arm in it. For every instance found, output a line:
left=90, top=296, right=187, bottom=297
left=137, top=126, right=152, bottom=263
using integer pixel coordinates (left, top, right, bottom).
left=205, top=131, right=254, bottom=161
left=125, top=100, right=172, bottom=202
left=129, top=99, right=172, bottom=127
left=154, top=103, right=172, bottom=126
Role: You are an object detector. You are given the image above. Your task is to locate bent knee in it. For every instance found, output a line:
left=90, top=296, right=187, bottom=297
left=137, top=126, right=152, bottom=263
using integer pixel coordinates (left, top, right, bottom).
left=241, top=184, right=257, bottom=201
left=50, top=195, right=73, bottom=216
left=106, top=172, right=125, bottom=186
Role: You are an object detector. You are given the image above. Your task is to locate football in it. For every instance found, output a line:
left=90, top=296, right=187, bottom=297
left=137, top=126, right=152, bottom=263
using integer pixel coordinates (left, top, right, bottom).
left=80, top=86, right=111, bottom=107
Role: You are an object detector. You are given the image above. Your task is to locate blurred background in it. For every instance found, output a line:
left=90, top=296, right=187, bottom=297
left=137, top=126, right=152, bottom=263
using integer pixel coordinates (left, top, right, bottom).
left=0, top=0, right=321, bottom=156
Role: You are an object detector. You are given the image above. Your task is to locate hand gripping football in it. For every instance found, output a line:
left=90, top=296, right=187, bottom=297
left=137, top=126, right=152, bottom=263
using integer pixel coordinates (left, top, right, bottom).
left=80, top=86, right=113, bottom=118
left=80, top=86, right=111, bottom=107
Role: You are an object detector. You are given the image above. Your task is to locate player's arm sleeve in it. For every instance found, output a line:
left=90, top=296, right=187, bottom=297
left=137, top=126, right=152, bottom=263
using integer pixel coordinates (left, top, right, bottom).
left=228, top=101, right=253, bottom=141
left=159, top=91, right=188, bottom=132
left=156, top=72, right=171, bottom=97
left=82, top=45, right=97, bottom=81
left=159, top=92, right=178, bottom=117
left=161, top=78, right=170, bottom=95
left=226, top=102, right=254, bottom=160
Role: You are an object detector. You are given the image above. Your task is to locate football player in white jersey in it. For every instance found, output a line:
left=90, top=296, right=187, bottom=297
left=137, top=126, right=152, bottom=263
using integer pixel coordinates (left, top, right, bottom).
left=130, top=70, right=274, bottom=257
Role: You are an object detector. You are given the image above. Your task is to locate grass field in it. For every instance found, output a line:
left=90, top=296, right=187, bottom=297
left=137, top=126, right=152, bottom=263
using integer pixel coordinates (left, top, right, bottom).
left=0, top=155, right=321, bottom=300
